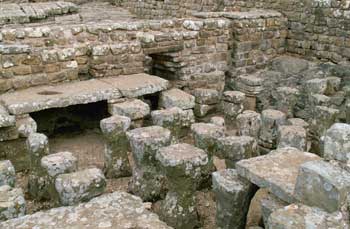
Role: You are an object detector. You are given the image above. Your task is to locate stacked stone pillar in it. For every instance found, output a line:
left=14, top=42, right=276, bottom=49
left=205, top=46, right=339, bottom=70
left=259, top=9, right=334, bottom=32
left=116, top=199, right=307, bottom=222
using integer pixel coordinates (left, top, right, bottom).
left=235, top=74, right=263, bottom=111
left=221, top=91, right=245, bottom=123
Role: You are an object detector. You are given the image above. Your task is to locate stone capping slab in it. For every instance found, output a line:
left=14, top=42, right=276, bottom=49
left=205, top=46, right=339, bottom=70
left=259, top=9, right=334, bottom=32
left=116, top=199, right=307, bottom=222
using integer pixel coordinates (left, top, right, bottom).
left=236, top=147, right=321, bottom=203
left=0, top=73, right=169, bottom=115
left=192, top=10, right=283, bottom=19
left=0, top=192, right=172, bottom=228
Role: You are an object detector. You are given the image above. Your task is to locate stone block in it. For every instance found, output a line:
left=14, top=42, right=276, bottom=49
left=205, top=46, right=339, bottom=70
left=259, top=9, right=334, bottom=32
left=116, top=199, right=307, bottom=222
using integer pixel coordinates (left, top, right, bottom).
left=277, top=125, right=307, bottom=151
left=26, top=133, right=49, bottom=169
left=237, top=110, right=261, bottom=138
left=223, top=91, right=246, bottom=104
left=41, top=152, right=78, bottom=178
left=259, top=109, right=287, bottom=148
left=100, top=115, right=131, bottom=178
left=192, top=88, right=220, bottom=105
left=273, top=87, right=299, bottom=117
left=221, top=101, right=244, bottom=118
left=0, top=160, right=15, bottom=187
left=260, top=192, right=287, bottom=227
left=16, top=115, right=37, bottom=138
left=210, top=116, right=225, bottom=127
left=160, top=88, right=195, bottom=110
left=194, top=103, right=217, bottom=117
left=108, top=99, right=150, bottom=121
left=0, top=126, right=19, bottom=142
left=294, top=160, right=350, bottom=213
left=323, top=123, right=350, bottom=163
left=0, top=185, right=26, bottom=222
left=55, top=168, right=106, bottom=206
left=212, top=169, right=255, bottom=229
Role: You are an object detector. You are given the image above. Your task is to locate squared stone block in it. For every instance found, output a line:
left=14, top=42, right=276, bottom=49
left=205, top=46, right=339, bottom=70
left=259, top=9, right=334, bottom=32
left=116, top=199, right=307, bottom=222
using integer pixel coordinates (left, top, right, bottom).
left=277, top=125, right=307, bottom=151
left=160, top=88, right=195, bottom=110
left=108, top=99, right=150, bottom=121
left=323, top=123, right=350, bottom=163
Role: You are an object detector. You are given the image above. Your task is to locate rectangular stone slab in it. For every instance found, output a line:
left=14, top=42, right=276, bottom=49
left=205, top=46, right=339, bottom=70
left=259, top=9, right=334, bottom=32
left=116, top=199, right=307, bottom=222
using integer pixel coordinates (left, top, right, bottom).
left=0, top=192, right=172, bottom=228
left=236, top=147, right=320, bottom=203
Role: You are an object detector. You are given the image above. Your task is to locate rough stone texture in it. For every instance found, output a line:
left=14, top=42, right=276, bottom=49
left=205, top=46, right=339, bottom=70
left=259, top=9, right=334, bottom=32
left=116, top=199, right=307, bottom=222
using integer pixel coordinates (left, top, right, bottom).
left=210, top=116, right=225, bottom=127
left=236, top=147, right=321, bottom=203
left=0, top=160, right=16, bottom=187
left=212, top=169, right=255, bottom=229
left=41, top=152, right=78, bottom=178
left=259, top=109, right=287, bottom=149
left=215, top=136, right=258, bottom=168
left=323, top=123, right=350, bottom=163
left=223, top=91, right=246, bottom=104
left=26, top=133, right=49, bottom=169
left=0, top=192, right=171, bottom=228
left=100, top=115, right=132, bottom=178
left=194, top=103, right=217, bottom=117
left=294, top=160, right=350, bottom=213
left=151, top=107, right=195, bottom=139
left=108, top=99, right=150, bottom=121
left=267, top=204, right=348, bottom=229
left=55, top=168, right=106, bottom=206
left=272, top=87, right=299, bottom=117
left=126, top=126, right=172, bottom=201
left=191, top=123, right=225, bottom=157
left=156, top=143, right=210, bottom=228
left=0, top=185, right=26, bottom=222
left=16, top=115, right=37, bottom=138
left=277, top=125, right=307, bottom=151
left=192, top=88, right=220, bottom=105
left=160, top=88, right=195, bottom=110
left=0, top=105, right=15, bottom=128
left=260, top=192, right=287, bottom=227
left=236, top=110, right=261, bottom=138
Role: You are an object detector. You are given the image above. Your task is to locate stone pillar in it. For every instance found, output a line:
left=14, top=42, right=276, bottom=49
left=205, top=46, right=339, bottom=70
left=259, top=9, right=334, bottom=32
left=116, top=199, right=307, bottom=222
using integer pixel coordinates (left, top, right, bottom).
left=193, top=88, right=220, bottom=118
left=221, top=91, right=245, bottom=123
left=236, top=74, right=263, bottom=111
left=323, top=123, right=350, bottom=163
left=212, top=169, right=256, bottom=229
left=126, top=126, right=172, bottom=201
left=277, top=125, right=307, bottom=151
left=156, top=143, right=211, bottom=229
left=236, top=110, right=261, bottom=138
left=100, top=115, right=131, bottom=178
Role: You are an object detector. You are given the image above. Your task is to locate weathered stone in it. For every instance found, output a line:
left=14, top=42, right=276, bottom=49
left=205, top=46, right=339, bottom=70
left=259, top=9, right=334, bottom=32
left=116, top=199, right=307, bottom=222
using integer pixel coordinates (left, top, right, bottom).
left=0, top=185, right=26, bottom=222
left=212, top=169, right=255, bottom=229
left=287, top=118, right=309, bottom=129
left=126, top=126, right=172, bottom=201
left=108, top=99, right=150, bottom=121
left=236, top=147, right=321, bottom=203
left=55, top=168, right=106, bottom=206
left=0, top=192, right=171, bottom=228
left=237, top=110, right=261, bottom=138
left=221, top=101, right=244, bottom=118
left=0, top=160, right=16, bottom=187
left=0, top=138, right=28, bottom=172
left=41, top=152, right=78, bottom=178
left=323, top=123, right=350, bottom=163
left=191, top=123, right=225, bottom=157
left=0, top=105, right=15, bottom=128
left=294, top=160, right=350, bottom=213
left=192, top=88, right=220, bottom=105
left=160, top=88, right=195, bottom=110
left=260, top=192, right=287, bottom=227
left=273, top=87, right=299, bottom=117
left=277, top=125, right=307, bottom=151
left=271, top=56, right=309, bottom=74
left=223, top=91, right=246, bottom=104
left=310, top=106, right=339, bottom=140
left=100, top=115, right=131, bottom=178
left=151, top=107, right=194, bottom=139
left=259, top=109, right=287, bottom=148
left=215, top=136, right=258, bottom=168
left=156, top=143, right=210, bottom=228
left=267, top=204, right=348, bottom=229
left=0, top=126, right=19, bottom=142
left=194, top=103, right=217, bottom=117
left=210, top=116, right=225, bottom=127
left=26, top=133, right=49, bottom=169
left=16, top=115, right=37, bottom=138
left=305, top=78, right=328, bottom=95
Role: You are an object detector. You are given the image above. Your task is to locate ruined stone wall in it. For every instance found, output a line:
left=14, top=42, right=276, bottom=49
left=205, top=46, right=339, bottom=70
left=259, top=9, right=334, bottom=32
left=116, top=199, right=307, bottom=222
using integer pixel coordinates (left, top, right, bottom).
left=0, top=18, right=229, bottom=94
left=233, top=0, right=350, bottom=63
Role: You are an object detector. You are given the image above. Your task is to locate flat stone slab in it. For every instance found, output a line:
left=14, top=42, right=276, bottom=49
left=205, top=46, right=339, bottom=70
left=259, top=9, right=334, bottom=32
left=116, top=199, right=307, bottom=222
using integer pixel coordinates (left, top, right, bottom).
left=0, top=74, right=169, bottom=115
left=0, top=192, right=171, bottom=228
left=236, top=147, right=321, bottom=203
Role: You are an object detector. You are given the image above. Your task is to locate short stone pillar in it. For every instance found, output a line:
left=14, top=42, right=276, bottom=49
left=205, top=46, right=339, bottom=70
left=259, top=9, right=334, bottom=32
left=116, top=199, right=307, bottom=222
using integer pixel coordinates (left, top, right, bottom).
left=236, top=74, right=263, bottom=111
left=236, top=110, right=261, bottom=138
left=159, top=88, right=195, bottom=110
left=0, top=160, right=16, bottom=187
left=151, top=107, right=194, bottom=140
left=212, top=169, right=256, bottom=229
left=277, top=125, right=307, bottom=151
left=156, top=143, right=211, bottom=229
left=0, top=185, right=26, bottom=222
left=193, top=88, right=220, bottom=118
left=323, top=123, right=350, bottom=163
left=100, top=115, right=131, bottom=178
left=272, top=87, right=299, bottom=118
left=26, top=133, right=49, bottom=200
left=259, top=109, right=287, bottom=152
left=126, top=126, right=172, bottom=201
left=215, top=136, right=258, bottom=168
left=221, top=91, right=245, bottom=122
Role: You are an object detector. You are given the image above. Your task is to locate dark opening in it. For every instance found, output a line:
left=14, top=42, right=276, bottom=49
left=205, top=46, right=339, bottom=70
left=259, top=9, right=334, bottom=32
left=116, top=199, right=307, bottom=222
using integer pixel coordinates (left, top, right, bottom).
left=148, top=53, right=179, bottom=81
left=30, top=101, right=109, bottom=137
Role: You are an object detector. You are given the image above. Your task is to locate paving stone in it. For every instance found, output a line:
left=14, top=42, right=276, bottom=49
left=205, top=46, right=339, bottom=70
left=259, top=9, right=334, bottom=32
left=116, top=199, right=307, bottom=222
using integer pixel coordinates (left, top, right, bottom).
left=294, top=160, right=350, bottom=213
left=191, top=123, right=225, bottom=157
left=192, top=88, right=220, bottom=105
left=0, top=185, right=26, bottom=222
left=151, top=107, right=194, bottom=139
left=0, top=192, right=171, bottom=228
left=277, top=125, right=307, bottom=151
left=55, top=168, right=106, bottom=206
left=267, top=204, right=348, bottom=229
left=0, top=160, right=16, bottom=187
left=212, top=169, right=255, bottom=229
left=108, top=99, right=150, bottom=120
left=156, top=143, right=210, bottom=228
left=260, top=192, right=287, bottom=227
left=100, top=115, right=131, bottom=178
left=215, top=136, right=258, bottom=168
left=126, top=126, right=172, bottom=201
left=237, top=110, right=261, bottom=138
left=160, top=88, right=195, bottom=110
left=323, top=123, right=350, bottom=163
left=236, top=147, right=321, bottom=203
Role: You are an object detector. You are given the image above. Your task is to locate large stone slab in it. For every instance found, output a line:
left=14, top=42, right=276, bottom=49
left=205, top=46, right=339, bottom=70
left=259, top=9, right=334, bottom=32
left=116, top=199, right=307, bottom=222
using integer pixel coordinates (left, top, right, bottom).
left=0, top=192, right=171, bottom=228
left=236, top=147, right=321, bottom=203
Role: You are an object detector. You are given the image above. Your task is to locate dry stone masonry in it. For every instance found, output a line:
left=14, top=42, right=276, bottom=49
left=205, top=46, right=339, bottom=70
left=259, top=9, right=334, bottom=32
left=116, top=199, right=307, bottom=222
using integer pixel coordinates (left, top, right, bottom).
left=0, top=0, right=350, bottom=228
